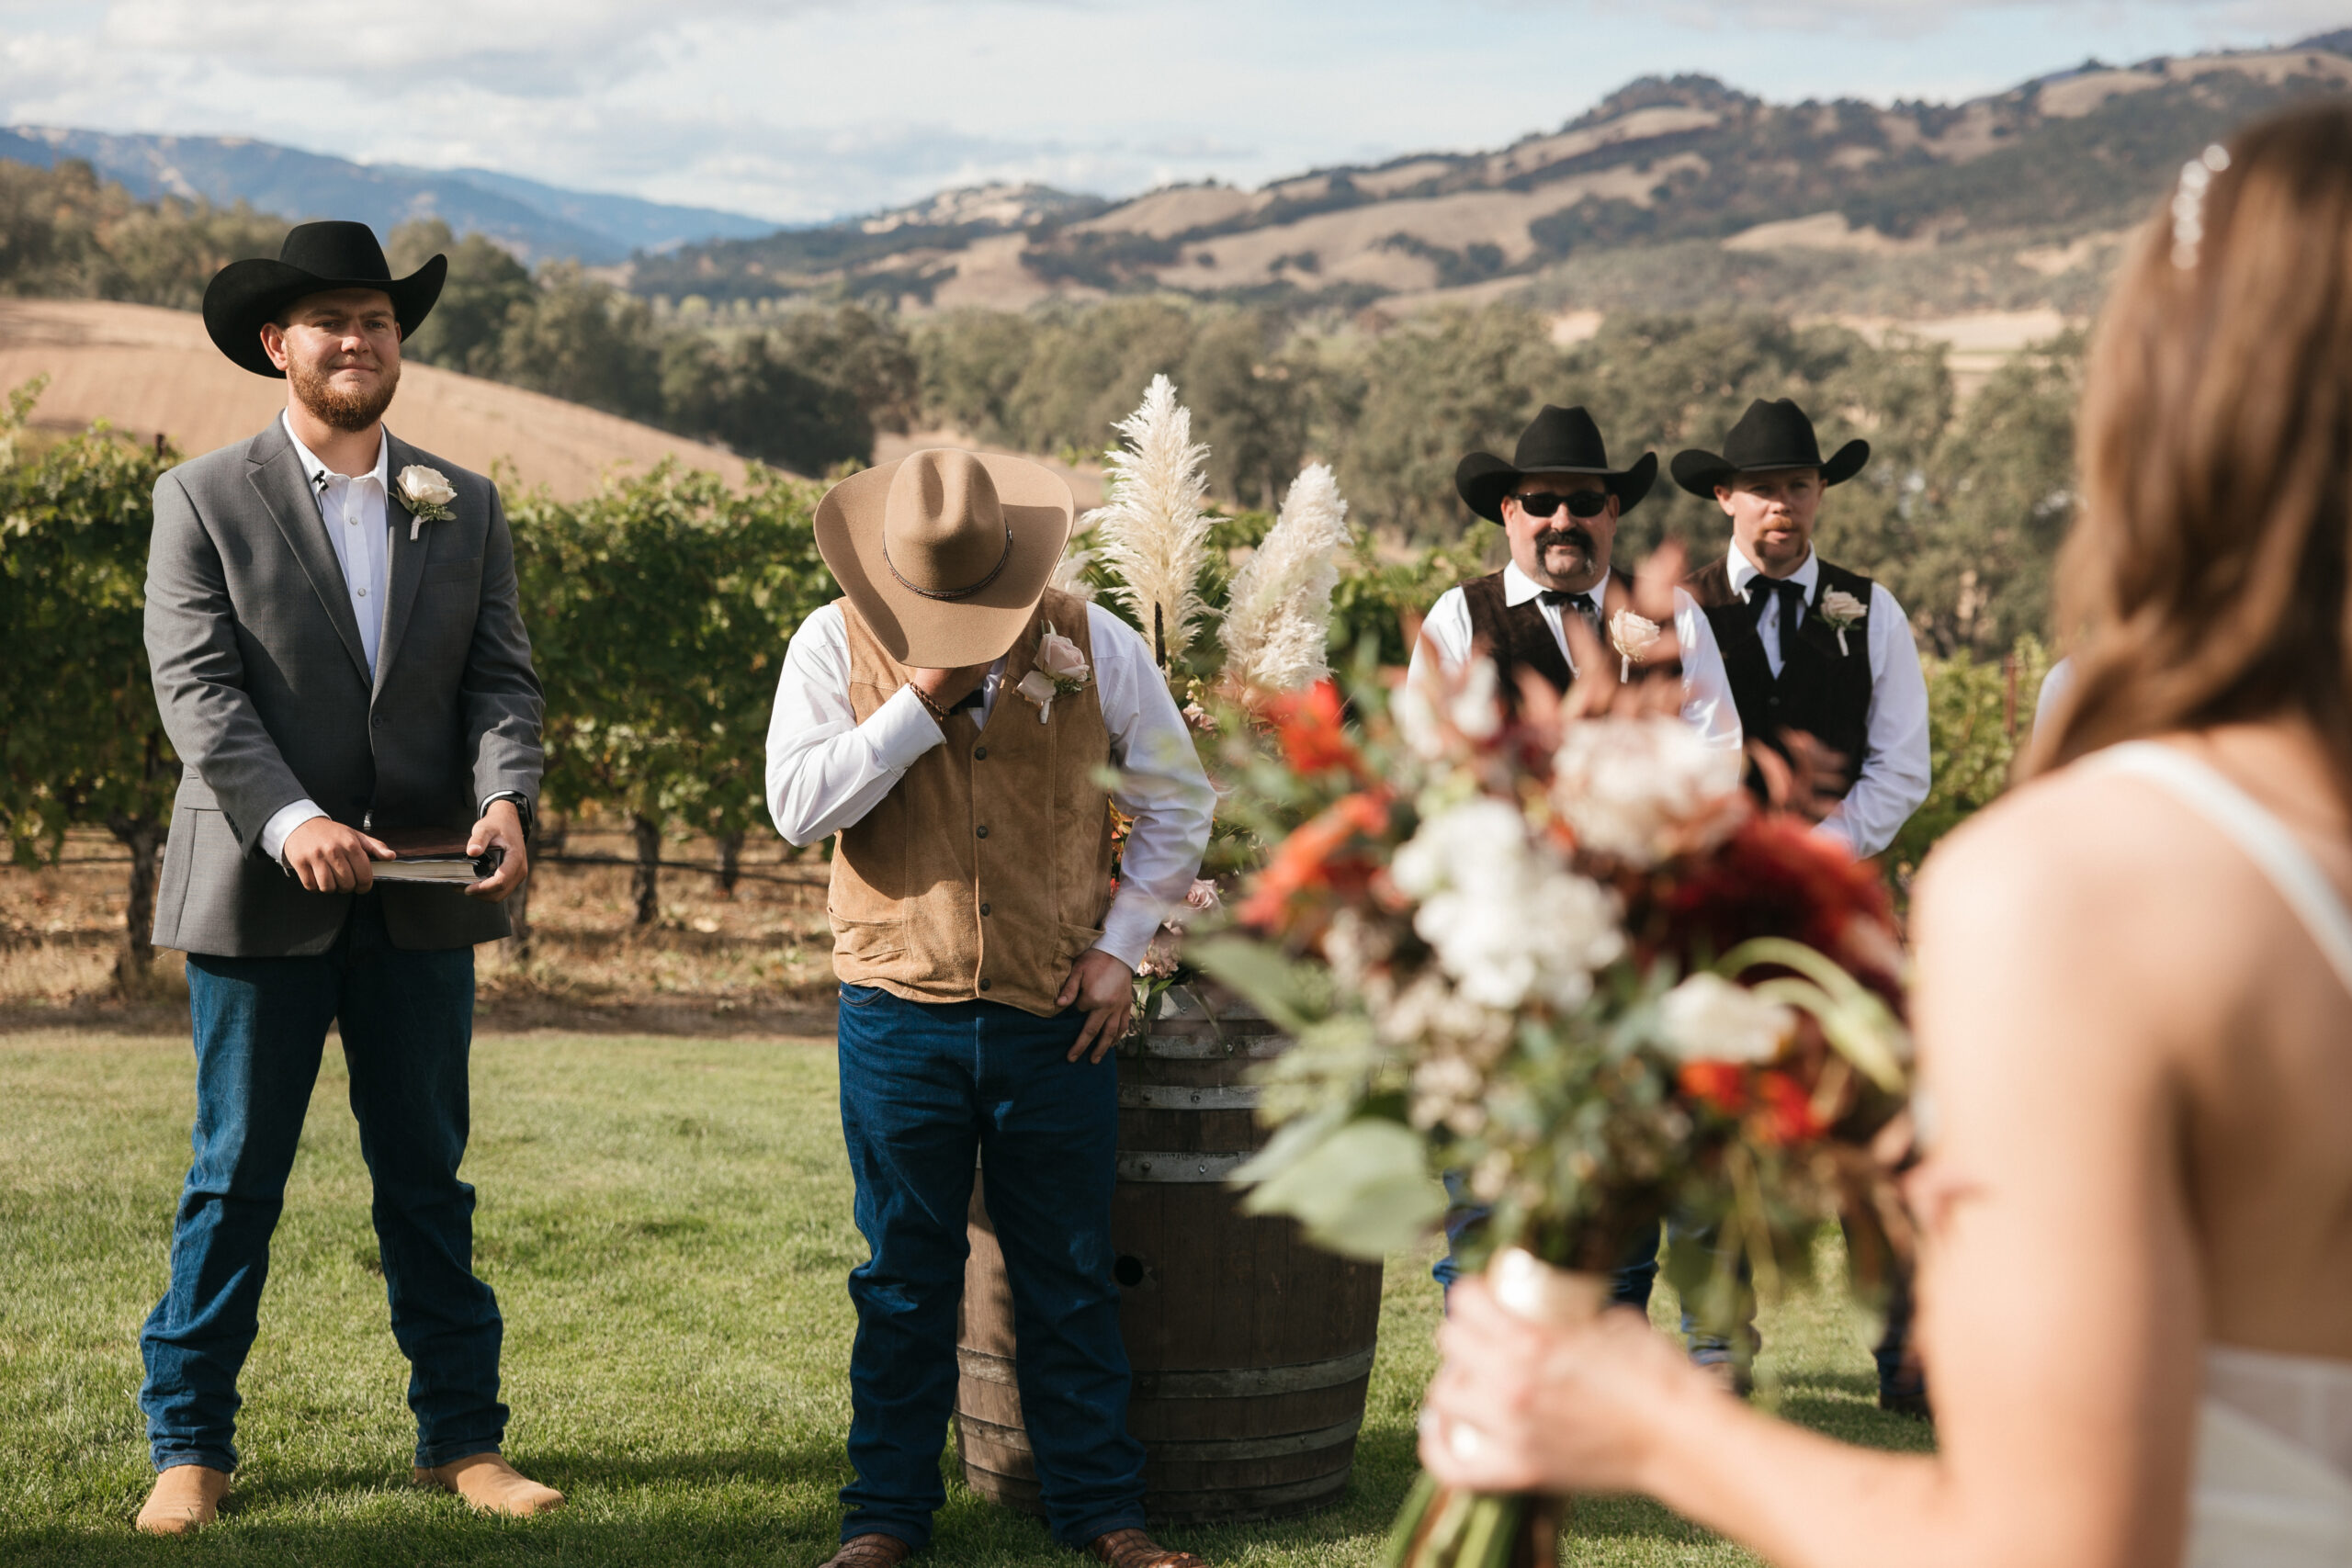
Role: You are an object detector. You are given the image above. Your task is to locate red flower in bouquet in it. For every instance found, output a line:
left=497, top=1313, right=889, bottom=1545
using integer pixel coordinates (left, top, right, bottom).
left=1261, top=679, right=1363, bottom=778
left=1236, top=789, right=1394, bottom=933
left=1664, top=814, right=1902, bottom=995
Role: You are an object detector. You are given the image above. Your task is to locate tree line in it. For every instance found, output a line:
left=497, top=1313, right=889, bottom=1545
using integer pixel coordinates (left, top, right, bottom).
left=0, top=157, right=2076, bottom=657
left=2, top=376, right=2045, bottom=991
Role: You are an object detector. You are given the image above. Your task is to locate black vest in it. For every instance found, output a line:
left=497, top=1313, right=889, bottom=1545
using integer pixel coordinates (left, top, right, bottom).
left=1685, top=557, right=1876, bottom=799
left=1460, top=568, right=1635, bottom=716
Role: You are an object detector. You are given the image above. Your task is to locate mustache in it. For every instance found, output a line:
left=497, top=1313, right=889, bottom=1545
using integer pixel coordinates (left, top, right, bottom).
left=1535, top=525, right=1597, bottom=556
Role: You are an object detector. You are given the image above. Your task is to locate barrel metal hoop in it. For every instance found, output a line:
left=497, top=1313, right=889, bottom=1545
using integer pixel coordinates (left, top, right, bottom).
left=1130, top=1346, right=1379, bottom=1399
left=959, top=1344, right=1377, bottom=1399
left=1116, top=1150, right=1252, bottom=1183
left=1125, top=1033, right=1288, bottom=1061
left=958, top=1411, right=1360, bottom=1463
left=1116, top=1083, right=1262, bottom=1111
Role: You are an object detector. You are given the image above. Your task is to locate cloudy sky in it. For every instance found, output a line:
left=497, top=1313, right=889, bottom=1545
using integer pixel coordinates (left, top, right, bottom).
left=2, top=0, right=2344, bottom=221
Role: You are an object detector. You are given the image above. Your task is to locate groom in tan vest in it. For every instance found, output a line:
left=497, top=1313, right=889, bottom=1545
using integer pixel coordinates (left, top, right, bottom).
left=766, top=449, right=1216, bottom=1568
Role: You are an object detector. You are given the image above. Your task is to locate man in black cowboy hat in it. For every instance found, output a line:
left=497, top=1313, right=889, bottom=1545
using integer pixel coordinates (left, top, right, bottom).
left=131, top=220, right=553, bottom=1531
left=1411, top=404, right=1739, bottom=746
left=1672, top=398, right=1929, bottom=862
left=1674, top=397, right=1930, bottom=1416
left=1417, top=405, right=1737, bottom=1316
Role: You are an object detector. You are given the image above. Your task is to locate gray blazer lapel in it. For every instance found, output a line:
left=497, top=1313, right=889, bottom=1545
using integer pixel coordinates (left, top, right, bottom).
left=245, top=422, right=371, bottom=686
left=373, top=433, right=429, bottom=699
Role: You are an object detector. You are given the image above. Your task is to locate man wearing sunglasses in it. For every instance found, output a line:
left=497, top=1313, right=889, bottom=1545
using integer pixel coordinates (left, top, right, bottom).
left=1411, top=404, right=1738, bottom=749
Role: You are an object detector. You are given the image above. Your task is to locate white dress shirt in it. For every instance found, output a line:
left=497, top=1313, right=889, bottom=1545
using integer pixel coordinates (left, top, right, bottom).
left=258, top=416, right=391, bottom=863
left=1721, top=547, right=1931, bottom=860
left=1408, top=560, right=1744, bottom=753
left=765, top=600, right=1216, bottom=974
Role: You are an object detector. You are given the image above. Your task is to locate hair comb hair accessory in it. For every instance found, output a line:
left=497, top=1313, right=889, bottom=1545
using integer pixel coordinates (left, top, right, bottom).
left=2172, top=143, right=2232, bottom=270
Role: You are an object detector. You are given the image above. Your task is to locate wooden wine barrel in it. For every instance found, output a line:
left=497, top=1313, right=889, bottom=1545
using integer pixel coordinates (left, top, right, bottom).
left=955, top=984, right=1385, bottom=1524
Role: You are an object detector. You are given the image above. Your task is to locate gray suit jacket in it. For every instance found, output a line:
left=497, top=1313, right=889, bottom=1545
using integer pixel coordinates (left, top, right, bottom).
left=144, top=418, right=544, bottom=955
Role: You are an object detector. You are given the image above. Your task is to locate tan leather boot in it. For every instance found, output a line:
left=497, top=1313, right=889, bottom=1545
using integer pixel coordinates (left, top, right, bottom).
left=413, top=1451, right=565, bottom=1517
left=1087, top=1528, right=1208, bottom=1568
left=815, top=1534, right=912, bottom=1567
left=134, top=1464, right=230, bottom=1535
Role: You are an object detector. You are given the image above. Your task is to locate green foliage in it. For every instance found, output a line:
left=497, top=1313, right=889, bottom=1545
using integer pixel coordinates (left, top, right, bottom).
left=387, top=218, right=537, bottom=378
left=1888, top=637, right=2053, bottom=876
left=0, top=380, right=180, bottom=863
left=511, top=463, right=831, bottom=847
left=0, top=157, right=284, bottom=308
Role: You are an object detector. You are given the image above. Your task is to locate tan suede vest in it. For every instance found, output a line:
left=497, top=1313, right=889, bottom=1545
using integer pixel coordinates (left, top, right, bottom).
left=829, top=589, right=1117, bottom=1017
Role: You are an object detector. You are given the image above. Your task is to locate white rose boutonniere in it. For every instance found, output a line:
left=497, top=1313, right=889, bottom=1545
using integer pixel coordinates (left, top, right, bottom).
left=1013, top=623, right=1092, bottom=723
left=395, top=465, right=457, bottom=540
left=1608, top=608, right=1661, bottom=682
left=1816, top=587, right=1868, bottom=656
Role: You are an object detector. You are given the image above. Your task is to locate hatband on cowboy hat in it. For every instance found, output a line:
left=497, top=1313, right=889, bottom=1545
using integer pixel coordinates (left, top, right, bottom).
left=1670, top=398, right=1870, bottom=498
left=1454, top=404, right=1657, bottom=524
left=816, top=447, right=1076, bottom=668
left=203, top=220, right=447, bottom=378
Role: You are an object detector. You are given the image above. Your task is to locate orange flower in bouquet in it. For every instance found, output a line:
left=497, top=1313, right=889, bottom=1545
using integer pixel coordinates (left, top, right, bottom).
left=1193, top=627, right=1913, bottom=1568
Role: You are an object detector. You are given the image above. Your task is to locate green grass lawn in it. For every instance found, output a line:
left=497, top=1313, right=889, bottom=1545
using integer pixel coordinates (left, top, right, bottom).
left=0, top=1030, right=1930, bottom=1566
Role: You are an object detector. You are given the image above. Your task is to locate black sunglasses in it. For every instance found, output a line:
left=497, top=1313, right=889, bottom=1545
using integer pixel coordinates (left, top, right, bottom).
left=1510, top=489, right=1611, bottom=519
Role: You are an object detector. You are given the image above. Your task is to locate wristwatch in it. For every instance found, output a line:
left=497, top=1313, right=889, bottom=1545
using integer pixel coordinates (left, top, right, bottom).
left=481, top=791, right=535, bottom=840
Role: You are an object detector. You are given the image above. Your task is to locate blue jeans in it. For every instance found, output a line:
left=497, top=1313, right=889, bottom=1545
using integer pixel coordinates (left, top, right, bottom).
left=139, top=894, right=504, bottom=1473
left=1430, top=1179, right=1660, bottom=1307
left=833, top=983, right=1146, bottom=1551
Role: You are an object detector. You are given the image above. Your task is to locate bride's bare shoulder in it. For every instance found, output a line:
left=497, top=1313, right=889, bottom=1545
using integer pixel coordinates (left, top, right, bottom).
left=1918, top=760, right=2183, bottom=908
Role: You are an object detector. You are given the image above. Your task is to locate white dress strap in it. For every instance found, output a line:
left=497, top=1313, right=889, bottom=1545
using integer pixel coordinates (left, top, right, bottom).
left=2086, top=741, right=2352, bottom=999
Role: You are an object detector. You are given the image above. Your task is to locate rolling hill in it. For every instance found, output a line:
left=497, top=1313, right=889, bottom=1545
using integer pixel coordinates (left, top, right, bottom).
left=626, top=37, right=2352, bottom=319
left=0, top=298, right=755, bottom=498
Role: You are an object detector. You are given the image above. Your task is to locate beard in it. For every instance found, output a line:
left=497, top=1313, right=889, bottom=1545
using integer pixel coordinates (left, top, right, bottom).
left=288, top=354, right=400, bottom=432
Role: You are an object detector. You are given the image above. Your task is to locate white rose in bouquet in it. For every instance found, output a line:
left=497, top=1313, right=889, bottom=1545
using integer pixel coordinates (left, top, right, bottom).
left=1552, top=716, right=1745, bottom=866
left=1391, top=797, right=1623, bottom=1011
left=1657, top=972, right=1796, bottom=1064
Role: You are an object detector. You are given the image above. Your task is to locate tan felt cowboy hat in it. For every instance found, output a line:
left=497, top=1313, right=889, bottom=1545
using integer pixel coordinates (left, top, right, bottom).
left=815, top=447, right=1076, bottom=668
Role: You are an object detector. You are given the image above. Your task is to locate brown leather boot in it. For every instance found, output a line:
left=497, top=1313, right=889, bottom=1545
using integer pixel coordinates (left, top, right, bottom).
left=413, top=1451, right=565, bottom=1517
left=815, top=1534, right=913, bottom=1567
left=134, top=1464, right=230, bottom=1535
left=1087, top=1528, right=1208, bottom=1568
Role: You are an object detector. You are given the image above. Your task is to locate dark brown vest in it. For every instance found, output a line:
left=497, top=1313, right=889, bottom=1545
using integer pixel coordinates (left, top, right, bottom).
left=1460, top=567, right=1635, bottom=715
left=1685, top=556, right=1876, bottom=798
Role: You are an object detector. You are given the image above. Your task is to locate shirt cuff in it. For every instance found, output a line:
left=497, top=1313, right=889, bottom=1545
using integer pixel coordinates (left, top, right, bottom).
left=480, top=791, right=533, bottom=837
left=1093, top=898, right=1161, bottom=973
left=864, top=684, right=946, bottom=772
left=261, top=798, right=328, bottom=864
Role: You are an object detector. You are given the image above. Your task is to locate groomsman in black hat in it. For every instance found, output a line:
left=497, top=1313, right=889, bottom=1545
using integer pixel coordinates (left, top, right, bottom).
left=1673, top=398, right=1930, bottom=863
left=1674, top=397, right=1931, bottom=1415
left=1411, top=404, right=1739, bottom=749
left=1413, top=405, right=1738, bottom=1315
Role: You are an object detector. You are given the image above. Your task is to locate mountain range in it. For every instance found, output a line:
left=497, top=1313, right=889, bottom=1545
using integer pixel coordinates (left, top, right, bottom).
left=0, top=126, right=779, bottom=263
left=626, top=32, right=2352, bottom=320
left=9, top=30, right=2352, bottom=320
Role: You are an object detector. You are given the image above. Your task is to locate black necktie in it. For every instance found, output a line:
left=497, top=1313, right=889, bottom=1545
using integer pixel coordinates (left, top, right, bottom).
left=949, top=687, right=987, bottom=714
left=1747, top=579, right=1805, bottom=669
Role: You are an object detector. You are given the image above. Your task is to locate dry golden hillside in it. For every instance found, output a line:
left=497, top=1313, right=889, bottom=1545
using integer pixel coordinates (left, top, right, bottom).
left=0, top=299, right=757, bottom=497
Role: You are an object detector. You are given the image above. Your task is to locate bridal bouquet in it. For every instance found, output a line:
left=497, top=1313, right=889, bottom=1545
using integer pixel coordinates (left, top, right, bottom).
left=1193, top=645, right=1915, bottom=1568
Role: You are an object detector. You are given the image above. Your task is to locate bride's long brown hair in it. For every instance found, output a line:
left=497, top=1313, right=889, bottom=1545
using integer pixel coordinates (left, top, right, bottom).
left=2030, top=101, right=2352, bottom=794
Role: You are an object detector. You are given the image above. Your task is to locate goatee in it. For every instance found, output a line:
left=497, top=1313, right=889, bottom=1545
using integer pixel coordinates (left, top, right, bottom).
left=289, top=356, right=399, bottom=432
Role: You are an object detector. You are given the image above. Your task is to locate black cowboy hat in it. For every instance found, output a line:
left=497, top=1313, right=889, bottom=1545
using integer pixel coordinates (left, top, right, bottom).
left=1670, top=398, right=1870, bottom=498
left=202, top=220, right=447, bottom=378
left=1454, top=404, right=1657, bottom=524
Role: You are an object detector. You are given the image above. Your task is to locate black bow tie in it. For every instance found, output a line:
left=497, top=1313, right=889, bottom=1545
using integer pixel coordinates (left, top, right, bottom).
left=948, top=687, right=987, bottom=714
left=1540, top=589, right=1598, bottom=617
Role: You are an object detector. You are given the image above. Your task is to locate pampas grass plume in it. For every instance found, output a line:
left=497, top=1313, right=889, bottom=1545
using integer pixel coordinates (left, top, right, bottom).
left=1219, top=461, right=1352, bottom=692
left=1085, top=375, right=1214, bottom=668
